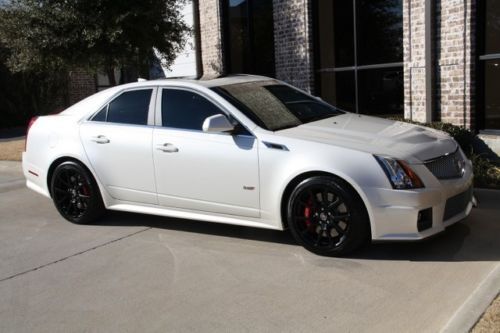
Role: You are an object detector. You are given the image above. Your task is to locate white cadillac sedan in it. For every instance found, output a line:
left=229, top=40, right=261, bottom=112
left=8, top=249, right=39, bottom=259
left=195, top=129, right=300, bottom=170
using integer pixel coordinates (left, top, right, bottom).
left=22, top=75, right=474, bottom=256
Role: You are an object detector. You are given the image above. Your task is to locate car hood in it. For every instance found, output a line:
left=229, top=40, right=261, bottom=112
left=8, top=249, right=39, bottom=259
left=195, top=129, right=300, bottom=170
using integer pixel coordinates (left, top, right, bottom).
left=276, top=113, right=458, bottom=163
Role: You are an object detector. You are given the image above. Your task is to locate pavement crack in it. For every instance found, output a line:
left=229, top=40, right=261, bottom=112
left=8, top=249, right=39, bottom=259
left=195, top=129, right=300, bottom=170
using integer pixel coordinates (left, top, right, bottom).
left=0, top=227, right=152, bottom=283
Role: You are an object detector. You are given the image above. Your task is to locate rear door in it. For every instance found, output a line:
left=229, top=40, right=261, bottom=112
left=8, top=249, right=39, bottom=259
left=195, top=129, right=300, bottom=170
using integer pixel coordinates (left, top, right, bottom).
left=80, top=88, right=158, bottom=205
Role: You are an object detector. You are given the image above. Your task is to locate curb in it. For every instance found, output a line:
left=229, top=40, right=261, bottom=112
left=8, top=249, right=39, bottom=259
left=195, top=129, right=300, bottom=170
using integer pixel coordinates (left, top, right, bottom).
left=440, top=264, right=500, bottom=333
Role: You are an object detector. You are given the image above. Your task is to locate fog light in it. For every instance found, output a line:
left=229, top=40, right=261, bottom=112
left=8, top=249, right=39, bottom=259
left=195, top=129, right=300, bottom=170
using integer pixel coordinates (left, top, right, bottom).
left=417, top=208, right=433, bottom=232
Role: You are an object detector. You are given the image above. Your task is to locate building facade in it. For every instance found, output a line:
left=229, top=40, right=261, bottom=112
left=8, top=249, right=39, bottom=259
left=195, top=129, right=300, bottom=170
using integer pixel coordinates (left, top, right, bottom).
left=196, top=0, right=499, bottom=136
left=68, top=0, right=500, bottom=141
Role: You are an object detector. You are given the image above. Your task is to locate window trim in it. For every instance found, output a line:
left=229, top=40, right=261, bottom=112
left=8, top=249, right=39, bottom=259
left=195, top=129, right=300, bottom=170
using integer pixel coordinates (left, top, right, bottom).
left=87, top=87, right=158, bottom=127
left=155, top=86, right=255, bottom=137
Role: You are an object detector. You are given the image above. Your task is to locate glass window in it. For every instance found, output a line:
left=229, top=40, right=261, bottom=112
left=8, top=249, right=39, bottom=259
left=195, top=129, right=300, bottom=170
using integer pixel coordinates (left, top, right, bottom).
left=316, top=0, right=354, bottom=68
left=92, top=106, right=108, bottom=122
left=227, top=0, right=249, bottom=74
left=485, top=0, right=500, bottom=55
left=484, top=60, right=500, bottom=129
left=313, top=0, right=403, bottom=117
left=479, top=0, right=500, bottom=129
left=212, top=80, right=344, bottom=131
left=162, top=89, right=223, bottom=131
left=317, top=71, right=356, bottom=112
left=357, top=0, right=403, bottom=65
left=225, top=0, right=275, bottom=76
left=250, top=0, right=275, bottom=75
left=106, top=90, right=152, bottom=125
left=358, top=68, right=403, bottom=117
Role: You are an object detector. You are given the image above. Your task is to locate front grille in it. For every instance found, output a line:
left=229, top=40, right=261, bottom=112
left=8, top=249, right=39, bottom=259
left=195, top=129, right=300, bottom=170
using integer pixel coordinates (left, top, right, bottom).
left=424, top=149, right=465, bottom=179
left=443, top=187, right=473, bottom=221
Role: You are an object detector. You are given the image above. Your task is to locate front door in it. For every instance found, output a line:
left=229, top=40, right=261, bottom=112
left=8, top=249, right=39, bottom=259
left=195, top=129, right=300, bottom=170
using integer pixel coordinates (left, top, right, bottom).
left=152, top=88, right=260, bottom=217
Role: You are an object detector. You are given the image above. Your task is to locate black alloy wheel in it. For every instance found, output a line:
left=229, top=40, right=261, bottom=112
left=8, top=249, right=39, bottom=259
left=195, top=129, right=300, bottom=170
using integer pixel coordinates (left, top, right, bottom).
left=51, top=161, right=105, bottom=224
left=287, top=176, right=370, bottom=256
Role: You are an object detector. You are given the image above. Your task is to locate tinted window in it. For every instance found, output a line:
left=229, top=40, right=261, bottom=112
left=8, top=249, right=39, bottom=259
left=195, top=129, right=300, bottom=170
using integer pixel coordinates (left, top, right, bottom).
left=358, top=68, right=404, bottom=117
left=225, top=0, right=275, bottom=76
left=357, top=0, right=403, bottom=65
left=317, top=71, right=356, bottom=112
left=316, top=0, right=354, bottom=68
left=484, top=60, right=500, bottom=129
left=212, top=81, right=344, bottom=131
left=107, top=90, right=152, bottom=125
left=479, top=0, right=500, bottom=129
left=162, top=89, right=223, bottom=131
left=314, top=0, right=403, bottom=117
left=92, top=106, right=108, bottom=122
left=485, top=0, right=500, bottom=55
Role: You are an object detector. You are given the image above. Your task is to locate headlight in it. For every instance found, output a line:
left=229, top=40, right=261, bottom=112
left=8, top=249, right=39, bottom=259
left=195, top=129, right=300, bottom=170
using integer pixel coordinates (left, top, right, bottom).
left=374, top=155, right=424, bottom=189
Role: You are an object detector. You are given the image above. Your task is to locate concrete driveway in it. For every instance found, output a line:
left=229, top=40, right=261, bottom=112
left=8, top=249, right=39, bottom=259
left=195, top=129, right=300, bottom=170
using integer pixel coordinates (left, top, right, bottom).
left=0, top=162, right=499, bottom=332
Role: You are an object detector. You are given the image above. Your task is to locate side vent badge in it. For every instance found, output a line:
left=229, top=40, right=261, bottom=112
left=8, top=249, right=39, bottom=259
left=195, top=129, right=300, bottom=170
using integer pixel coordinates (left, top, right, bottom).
left=262, top=141, right=289, bottom=151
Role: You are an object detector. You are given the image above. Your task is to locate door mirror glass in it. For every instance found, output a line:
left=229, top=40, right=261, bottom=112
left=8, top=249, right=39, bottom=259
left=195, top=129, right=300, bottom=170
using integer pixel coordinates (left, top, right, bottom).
left=202, top=114, right=235, bottom=133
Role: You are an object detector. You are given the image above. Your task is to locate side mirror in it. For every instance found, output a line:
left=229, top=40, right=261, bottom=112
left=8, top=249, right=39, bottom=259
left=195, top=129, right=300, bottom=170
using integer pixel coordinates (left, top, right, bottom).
left=202, top=114, right=235, bottom=133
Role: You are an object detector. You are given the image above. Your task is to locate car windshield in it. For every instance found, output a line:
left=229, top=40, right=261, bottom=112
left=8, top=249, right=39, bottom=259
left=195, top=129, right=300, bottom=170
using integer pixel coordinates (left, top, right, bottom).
left=211, top=80, right=344, bottom=131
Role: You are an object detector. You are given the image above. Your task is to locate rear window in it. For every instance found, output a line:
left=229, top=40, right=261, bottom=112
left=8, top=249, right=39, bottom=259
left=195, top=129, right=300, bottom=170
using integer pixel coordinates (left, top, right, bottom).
left=107, top=90, right=152, bottom=125
left=91, top=89, right=153, bottom=125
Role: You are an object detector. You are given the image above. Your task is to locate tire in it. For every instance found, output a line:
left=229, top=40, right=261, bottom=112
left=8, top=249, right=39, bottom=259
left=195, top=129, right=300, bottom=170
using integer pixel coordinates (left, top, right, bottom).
left=286, top=176, right=370, bottom=256
left=50, top=161, right=105, bottom=224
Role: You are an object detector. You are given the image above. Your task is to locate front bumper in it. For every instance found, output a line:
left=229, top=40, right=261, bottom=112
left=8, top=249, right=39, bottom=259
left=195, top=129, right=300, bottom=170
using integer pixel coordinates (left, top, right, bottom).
left=365, top=162, right=474, bottom=241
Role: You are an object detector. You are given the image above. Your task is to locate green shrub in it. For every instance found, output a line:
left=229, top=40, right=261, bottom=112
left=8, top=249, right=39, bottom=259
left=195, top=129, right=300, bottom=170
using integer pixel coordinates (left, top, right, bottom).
left=470, top=153, right=500, bottom=189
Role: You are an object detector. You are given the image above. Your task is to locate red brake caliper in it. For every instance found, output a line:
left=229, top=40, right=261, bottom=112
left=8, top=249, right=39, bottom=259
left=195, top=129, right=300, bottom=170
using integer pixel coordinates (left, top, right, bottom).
left=81, top=183, right=90, bottom=196
left=304, top=199, right=312, bottom=227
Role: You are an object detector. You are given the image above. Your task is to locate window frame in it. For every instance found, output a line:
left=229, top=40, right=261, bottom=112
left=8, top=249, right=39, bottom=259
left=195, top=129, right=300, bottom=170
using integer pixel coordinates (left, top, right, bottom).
left=312, top=0, right=404, bottom=115
left=88, top=87, right=158, bottom=127
left=477, top=0, right=500, bottom=131
left=155, top=86, right=254, bottom=137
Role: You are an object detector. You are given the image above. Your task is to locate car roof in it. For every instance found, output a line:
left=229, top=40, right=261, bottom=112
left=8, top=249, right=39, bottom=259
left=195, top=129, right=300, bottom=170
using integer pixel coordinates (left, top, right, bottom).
left=124, top=74, right=272, bottom=89
left=61, top=75, right=273, bottom=117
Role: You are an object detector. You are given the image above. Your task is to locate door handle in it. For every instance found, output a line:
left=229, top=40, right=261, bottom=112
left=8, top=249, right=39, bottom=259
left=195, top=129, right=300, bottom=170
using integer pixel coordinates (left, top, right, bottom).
left=157, top=143, right=179, bottom=153
left=91, top=135, right=110, bottom=144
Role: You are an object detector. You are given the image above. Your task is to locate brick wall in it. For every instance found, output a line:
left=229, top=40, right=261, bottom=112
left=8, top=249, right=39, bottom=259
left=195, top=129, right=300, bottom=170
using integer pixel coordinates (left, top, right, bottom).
left=404, top=0, right=476, bottom=129
left=404, top=0, right=429, bottom=123
left=195, top=0, right=479, bottom=128
left=68, top=69, right=96, bottom=105
left=198, top=0, right=224, bottom=79
left=272, top=0, right=314, bottom=93
left=436, top=0, right=475, bottom=128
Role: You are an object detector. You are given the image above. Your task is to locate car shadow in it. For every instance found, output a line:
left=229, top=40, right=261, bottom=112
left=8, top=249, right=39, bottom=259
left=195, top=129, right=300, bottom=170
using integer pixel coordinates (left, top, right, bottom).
left=100, top=210, right=297, bottom=246
left=96, top=189, right=500, bottom=262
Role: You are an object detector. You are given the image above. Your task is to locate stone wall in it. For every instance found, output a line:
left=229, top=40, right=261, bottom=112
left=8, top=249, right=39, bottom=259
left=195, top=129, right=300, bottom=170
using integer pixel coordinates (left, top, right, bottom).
left=198, top=0, right=224, bottom=79
left=272, top=0, right=314, bottom=93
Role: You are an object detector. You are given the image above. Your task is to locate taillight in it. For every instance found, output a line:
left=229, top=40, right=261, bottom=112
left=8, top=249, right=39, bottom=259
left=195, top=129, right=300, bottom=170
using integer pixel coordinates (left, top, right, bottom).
left=25, top=116, right=38, bottom=151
